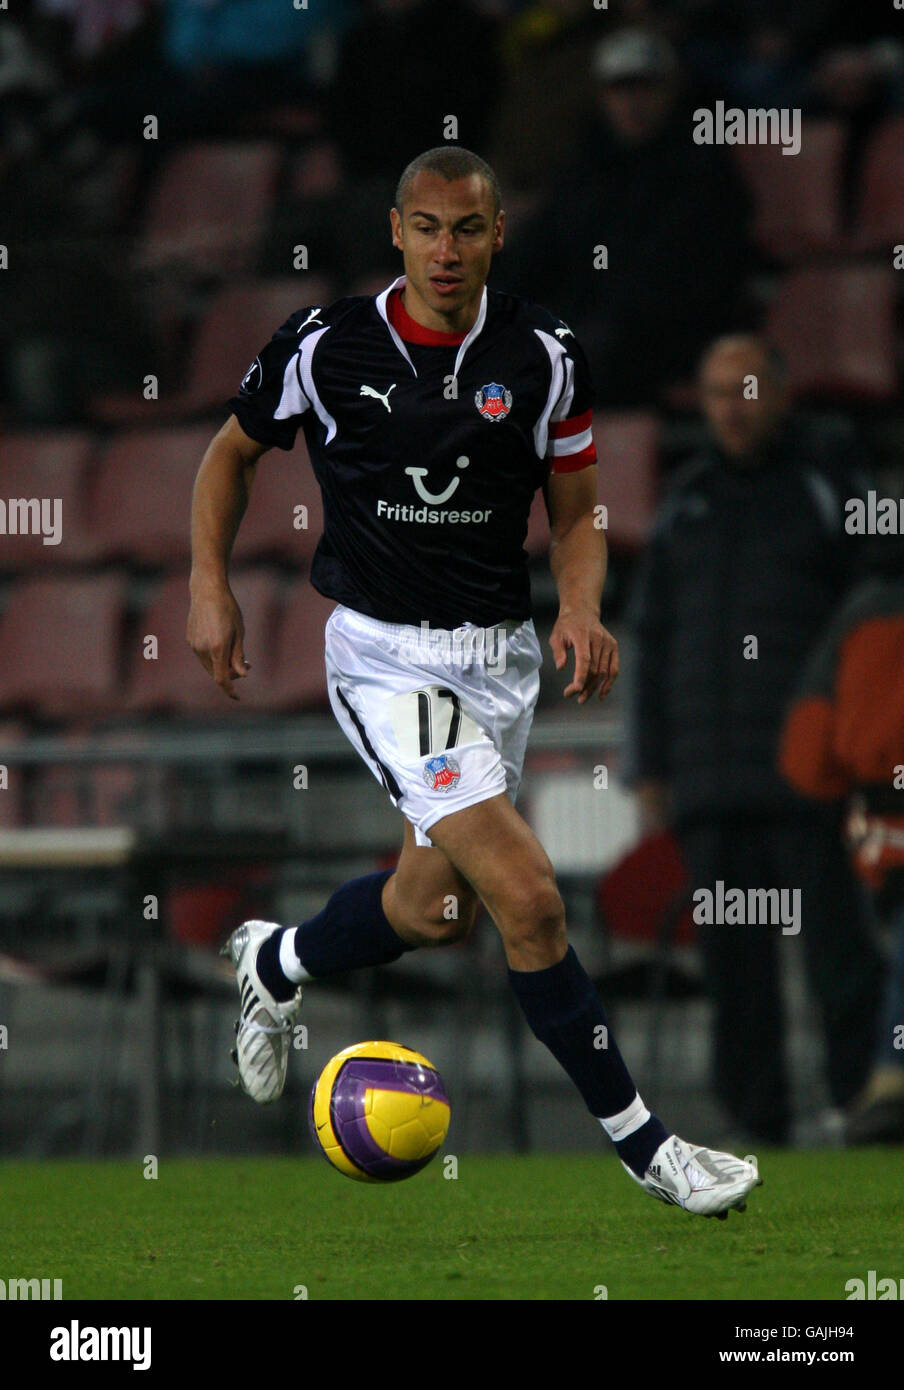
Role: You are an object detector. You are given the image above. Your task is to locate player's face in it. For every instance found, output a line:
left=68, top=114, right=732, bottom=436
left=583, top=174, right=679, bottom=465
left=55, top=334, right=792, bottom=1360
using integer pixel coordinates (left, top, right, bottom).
left=700, top=348, right=788, bottom=461
left=390, top=171, right=504, bottom=333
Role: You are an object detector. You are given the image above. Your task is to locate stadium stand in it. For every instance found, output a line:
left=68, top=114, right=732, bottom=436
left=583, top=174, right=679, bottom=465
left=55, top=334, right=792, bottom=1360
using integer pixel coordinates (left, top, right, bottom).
left=124, top=567, right=281, bottom=715
left=138, top=141, right=282, bottom=277
left=233, top=434, right=324, bottom=568
left=91, top=425, right=216, bottom=568
left=266, top=577, right=336, bottom=711
left=0, top=431, right=98, bottom=571
left=851, top=117, right=904, bottom=253
left=733, top=119, right=847, bottom=262
left=525, top=414, right=660, bottom=559
left=0, top=574, right=127, bottom=720
left=765, top=265, right=898, bottom=401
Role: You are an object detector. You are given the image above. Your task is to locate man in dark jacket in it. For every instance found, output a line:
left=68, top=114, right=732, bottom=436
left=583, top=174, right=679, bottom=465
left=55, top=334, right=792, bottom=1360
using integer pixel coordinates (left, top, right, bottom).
left=628, top=333, right=884, bottom=1144
left=497, top=29, right=752, bottom=407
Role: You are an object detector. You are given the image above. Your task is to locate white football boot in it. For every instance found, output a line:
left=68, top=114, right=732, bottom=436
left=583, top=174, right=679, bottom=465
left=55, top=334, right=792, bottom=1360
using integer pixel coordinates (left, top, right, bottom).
left=623, top=1134, right=762, bottom=1219
left=221, top=920, right=303, bottom=1104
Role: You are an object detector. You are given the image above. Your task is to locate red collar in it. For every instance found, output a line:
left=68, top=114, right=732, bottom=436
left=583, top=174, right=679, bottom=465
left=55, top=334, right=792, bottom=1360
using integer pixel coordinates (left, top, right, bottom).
left=387, top=287, right=466, bottom=345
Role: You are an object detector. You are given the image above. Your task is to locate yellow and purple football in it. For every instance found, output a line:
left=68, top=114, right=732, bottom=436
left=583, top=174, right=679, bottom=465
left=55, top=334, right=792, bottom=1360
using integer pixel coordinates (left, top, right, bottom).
left=309, top=1041, right=451, bottom=1182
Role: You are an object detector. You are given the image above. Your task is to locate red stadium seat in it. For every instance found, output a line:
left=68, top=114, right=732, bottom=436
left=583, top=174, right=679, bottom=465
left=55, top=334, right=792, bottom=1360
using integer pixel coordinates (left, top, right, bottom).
left=851, top=117, right=904, bottom=253
left=596, top=830, right=695, bottom=947
left=733, top=119, right=847, bottom=260
left=139, top=142, right=282, bottom=276
left=765, top=266, right=898, bottom=401
left=0, top=575, right=126, bottom=719
left=178, top=277, right=335, bottom=417
left=91, top=425, right=215, bottom=567
left=267, top=579, right=336, bottom=710
left=0, top=430, right=97, bottom=569
left=526, top=414, right=659, bottom=558
left=288, top=141, right=343, bottom=199
left=125, top=568, right=281, bottom=714
left=92, top=277, right=334, bottom=425
left=595, top=414, right=659, bottom=551
left=233, top=435, right=323, bottom=567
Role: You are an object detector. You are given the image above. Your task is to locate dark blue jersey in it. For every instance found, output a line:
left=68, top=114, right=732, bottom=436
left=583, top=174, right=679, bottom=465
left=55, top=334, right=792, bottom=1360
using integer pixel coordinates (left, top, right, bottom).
left=229, top=275, right=596, bottom=627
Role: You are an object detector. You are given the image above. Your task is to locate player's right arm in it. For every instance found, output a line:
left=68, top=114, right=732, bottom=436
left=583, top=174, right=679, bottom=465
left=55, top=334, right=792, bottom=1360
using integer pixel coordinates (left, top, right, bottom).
left=187, top=415, right=267, bottom=700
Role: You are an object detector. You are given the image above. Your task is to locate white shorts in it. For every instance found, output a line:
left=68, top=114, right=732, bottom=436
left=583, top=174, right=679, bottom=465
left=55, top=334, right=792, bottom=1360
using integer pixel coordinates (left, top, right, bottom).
left=324, top=604, right=542, bottom=847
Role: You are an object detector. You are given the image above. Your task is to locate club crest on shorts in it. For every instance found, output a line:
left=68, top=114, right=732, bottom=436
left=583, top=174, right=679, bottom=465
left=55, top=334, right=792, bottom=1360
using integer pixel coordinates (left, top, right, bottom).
left=423, top=753, right=461, bottom=792
left=475, top=382, right=512, bottom=421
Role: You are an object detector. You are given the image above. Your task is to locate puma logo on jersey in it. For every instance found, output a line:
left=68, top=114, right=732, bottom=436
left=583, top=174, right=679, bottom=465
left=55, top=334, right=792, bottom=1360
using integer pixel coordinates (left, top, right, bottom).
left=360, top=383, right=397, bottom=413
left=297, top=308, right=324, bottom=332
left=555, top=324, right=574, bottom=339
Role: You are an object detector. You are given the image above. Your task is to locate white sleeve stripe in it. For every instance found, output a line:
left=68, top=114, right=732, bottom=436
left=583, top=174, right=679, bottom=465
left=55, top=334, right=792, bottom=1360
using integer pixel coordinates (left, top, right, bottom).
left=550, top=354, right=575, bottom=422
left=277, top=325, right=338, bottom=445
left=550, top=426, right=593, bottom=456
left=532, top=328, right=568, bottom=460
left=274, top=348, right=311, bottom=422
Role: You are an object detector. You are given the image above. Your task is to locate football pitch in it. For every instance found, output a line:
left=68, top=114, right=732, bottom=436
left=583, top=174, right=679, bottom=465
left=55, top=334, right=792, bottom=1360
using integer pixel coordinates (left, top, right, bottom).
left=1, top=1148, right=901, bottom=1301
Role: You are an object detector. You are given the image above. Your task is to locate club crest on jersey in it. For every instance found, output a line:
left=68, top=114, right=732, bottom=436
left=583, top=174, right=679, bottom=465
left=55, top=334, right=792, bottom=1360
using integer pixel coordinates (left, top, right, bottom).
left=475, top=382, right=512, bottom=422
left=423, top=754, right=461, bottom=792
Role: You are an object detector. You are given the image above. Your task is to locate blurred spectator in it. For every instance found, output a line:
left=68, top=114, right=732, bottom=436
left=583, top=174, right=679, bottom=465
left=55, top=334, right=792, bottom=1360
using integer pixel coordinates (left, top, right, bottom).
left=0, top=15, right=153, bottom=419
left=626, top=333, right=884, bottom=1144
left=35, top=0, right=154, bottom=62
left=324, top=0, right=503, bottom=286
left=781, top=566, right=904, bottom=1144
left=487, top=0, right=601, bottom=194
left=499, top=28, right=752, bottom=407
left=330, top=0, right=502, bottom=185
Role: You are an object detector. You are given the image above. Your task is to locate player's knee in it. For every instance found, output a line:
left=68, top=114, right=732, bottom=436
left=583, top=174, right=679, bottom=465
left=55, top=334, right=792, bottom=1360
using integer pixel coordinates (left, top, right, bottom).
left=497, top=872, right=566, bottom=954
left=399, top=890, right=479, bottom=947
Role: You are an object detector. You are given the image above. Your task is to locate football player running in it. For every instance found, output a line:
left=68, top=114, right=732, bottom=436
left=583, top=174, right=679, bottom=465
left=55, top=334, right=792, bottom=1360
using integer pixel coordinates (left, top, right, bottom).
left=188, top=147, right=761, bottom=1218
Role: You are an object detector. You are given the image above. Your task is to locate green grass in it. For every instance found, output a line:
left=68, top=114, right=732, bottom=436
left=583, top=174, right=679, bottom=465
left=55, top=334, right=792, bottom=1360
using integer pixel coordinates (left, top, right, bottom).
left=0, top=1150, right=900, bottom=1300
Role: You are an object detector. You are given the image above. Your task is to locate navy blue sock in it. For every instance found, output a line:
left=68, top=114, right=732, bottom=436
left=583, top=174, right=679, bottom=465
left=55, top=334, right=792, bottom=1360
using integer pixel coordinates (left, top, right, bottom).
left=256, top=869, right=413, bottom=998
left=508, top=945, right=669, bottom=1176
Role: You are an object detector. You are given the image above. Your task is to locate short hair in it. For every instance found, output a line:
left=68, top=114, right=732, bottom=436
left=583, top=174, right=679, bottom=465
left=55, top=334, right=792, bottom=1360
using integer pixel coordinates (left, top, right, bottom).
left=395, top=147, right=502, bottom=218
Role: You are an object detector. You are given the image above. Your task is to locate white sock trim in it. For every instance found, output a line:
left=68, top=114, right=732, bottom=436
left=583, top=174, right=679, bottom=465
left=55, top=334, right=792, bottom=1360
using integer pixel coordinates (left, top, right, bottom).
left=599, top=1093, right=650, bottom=1142
left=279, top=928, right=312, bottom=984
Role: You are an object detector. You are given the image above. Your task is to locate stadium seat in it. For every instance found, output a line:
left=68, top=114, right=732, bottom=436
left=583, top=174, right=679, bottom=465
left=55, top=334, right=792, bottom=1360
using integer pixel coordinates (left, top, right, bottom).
left=851, top=117, right=904, bottom=253
left=267, top=579, right=336, bottom=710
left=595, top=414, right=660, bottom=551
left=139, top=142, right=282, bottom=277
left=733, top=119, right=847, bottom=260
left=765, top=266, right=898, bottom=401
left=175, top=277, right=334, bottom=418
left=288, top=141, right=343, bottom=199
left=124, top=568, right=282, bottom=714
left=0, top=575, right=126, bottom=719
left=0, top=431, right=97, bottom=570
left=526, top=414, right=659, bottom=558
left=233, top=434, right=324, bottom=567
left=92, top=276, right=334, bottom=425
left=91, top=425, right=216, bottom=567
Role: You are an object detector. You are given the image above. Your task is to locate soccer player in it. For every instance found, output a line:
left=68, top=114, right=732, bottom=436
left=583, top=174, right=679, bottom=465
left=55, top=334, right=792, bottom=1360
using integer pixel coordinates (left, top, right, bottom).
left=188, top=146, right=761, bottom=1218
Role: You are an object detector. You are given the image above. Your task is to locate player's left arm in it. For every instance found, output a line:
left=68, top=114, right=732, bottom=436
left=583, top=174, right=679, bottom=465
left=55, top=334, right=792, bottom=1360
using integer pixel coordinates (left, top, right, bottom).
left=547, top=464, right=619, bottom=702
